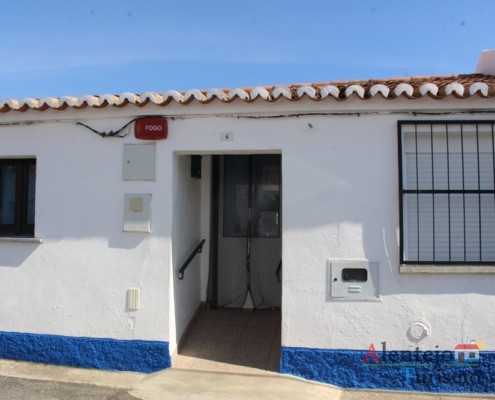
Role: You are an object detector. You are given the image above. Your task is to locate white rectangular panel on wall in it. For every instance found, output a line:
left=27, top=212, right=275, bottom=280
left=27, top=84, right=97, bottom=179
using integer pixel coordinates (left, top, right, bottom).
left=328, top=261, right=379, bottom=298
left=123, top=194, right=152, bottom=232
left=123, top=144, right=156, bottom=180
left=126, top=288, right=141, bottom=311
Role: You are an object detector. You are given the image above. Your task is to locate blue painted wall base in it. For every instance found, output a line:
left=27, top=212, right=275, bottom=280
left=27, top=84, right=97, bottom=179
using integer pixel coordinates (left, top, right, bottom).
left=0, top=331, right=170, bottom=373
left=280, top=347, right=495, bottom=393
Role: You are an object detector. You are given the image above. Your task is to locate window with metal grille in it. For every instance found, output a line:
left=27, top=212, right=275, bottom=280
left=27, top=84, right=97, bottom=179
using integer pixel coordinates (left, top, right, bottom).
left=399, top=121, right=495, bottom=264
left=0, top=159, right=36, bottom=237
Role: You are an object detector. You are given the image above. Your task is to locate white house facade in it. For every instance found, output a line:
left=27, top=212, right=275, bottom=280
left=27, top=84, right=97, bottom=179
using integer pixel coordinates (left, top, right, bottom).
left=1, top=55, right=495, bottom=393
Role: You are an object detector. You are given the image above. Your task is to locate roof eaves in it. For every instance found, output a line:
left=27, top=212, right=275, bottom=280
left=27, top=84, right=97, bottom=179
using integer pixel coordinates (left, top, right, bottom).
left=2, top=73, right=495, bottom=113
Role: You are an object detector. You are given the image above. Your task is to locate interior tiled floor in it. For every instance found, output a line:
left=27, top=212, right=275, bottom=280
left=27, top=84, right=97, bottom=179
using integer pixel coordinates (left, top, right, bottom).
left=174, top=308, right=281, bottom=375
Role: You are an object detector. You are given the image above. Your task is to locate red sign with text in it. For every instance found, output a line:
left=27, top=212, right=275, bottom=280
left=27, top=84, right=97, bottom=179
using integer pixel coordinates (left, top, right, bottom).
left=134, top=118, right=168, bottom=140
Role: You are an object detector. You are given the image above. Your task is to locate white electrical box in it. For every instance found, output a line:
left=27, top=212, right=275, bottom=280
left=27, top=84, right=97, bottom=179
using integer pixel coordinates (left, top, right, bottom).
left=123, top=144, right=156, bottom=180
left=329, top=261, right=379, bottom=298
left=123, top=194, right=151, bottom=232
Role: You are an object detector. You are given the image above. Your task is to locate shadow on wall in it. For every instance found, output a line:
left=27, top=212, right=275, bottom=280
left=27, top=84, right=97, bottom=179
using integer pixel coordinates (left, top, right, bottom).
left=107, top=233, right=148, bottom=250
left=36, top=216, right=150, bottom=251
left=0, top=234, right=149, bottom=268
left=0, top=242, right=40, bottom=267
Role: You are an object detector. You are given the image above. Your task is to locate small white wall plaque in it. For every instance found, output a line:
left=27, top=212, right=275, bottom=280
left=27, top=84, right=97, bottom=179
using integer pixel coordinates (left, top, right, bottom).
left=123, top=194, right=151, bottom=232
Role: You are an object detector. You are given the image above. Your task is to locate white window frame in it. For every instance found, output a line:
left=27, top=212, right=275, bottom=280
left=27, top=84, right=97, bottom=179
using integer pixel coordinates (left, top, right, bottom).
left=398, top=121, right=495, bottom=273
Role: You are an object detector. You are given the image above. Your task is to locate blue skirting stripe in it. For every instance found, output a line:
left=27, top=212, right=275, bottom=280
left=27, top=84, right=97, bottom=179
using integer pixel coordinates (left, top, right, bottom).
left=0, top=331, right=170, bottom=373
left=280, top=347, right=495, bottom=393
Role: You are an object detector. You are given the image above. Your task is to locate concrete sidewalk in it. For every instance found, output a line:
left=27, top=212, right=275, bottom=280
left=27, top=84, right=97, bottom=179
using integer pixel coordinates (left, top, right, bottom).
left=0, top=359, right=493, bottom=400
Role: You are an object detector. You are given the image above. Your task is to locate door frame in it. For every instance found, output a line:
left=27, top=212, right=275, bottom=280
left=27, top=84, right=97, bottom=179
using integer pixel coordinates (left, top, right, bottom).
left=207, top=154, right=282, bottom=309
left=209, top=155, right=220, bottom=307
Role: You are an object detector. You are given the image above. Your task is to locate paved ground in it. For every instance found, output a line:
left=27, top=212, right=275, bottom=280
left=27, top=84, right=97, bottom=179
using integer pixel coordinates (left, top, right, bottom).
left=174, top=308, right=281, bottom=374
left=0, top=359, right=494, bottom=400
left=0, top=375, right=139, bottom=400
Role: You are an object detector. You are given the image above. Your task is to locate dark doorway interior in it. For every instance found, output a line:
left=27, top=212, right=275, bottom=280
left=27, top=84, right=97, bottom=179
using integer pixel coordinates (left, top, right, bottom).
left=208, top=155, right=282, bottom=309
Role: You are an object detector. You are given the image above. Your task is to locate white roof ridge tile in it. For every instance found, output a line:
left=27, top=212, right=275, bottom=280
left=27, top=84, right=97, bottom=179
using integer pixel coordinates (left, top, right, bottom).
left=468, top=82, right=489, bottom=97
left=163, top=90, right=184, bottom=103
left=2, top=75, right=495, bottom=112
left=19, top=98, right=39, bottom=108
left=250, top=86, right=271, bottom=100
left=345, top=85, right=365, bottom=98
left=419, top=83, right=439, bottom=97
left=184, top=89, right=206, bottom=102
left=369, top=84, right=390, bottom=98
left=59, top=96, right=78, bottom=106
left=0, top=98, right=20, bottom=109
left=39, top=97, right=59, bottom=108
left=272, top=86, right=292, bottom=100
left=227, top=88, right=249, bottom=101
left=140, top=91, right=164, bottom=104
left=393, top=83, right=415, bottom=97
left=205, top=88, right=226, bottom=101
left=99, top=94, right=119, bottom=106
left=443, top=82, right=465, bottom=97
left=296, top=86, right=318, bottom=99
left=320, top=85, right=340, bottom=99
left=77, top=95, right=99, bottom=107
left=119, top=92, right=139, bottom=103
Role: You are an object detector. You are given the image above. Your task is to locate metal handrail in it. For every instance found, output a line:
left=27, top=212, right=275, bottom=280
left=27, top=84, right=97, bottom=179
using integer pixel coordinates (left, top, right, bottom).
left=177, top=239, right=206, bottom=280
left=276, top=259, right=282, bottom=283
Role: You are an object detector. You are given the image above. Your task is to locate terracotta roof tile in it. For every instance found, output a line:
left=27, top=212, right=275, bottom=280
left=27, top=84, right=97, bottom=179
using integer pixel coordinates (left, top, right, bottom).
left=1, top=74, right=495, bottom=113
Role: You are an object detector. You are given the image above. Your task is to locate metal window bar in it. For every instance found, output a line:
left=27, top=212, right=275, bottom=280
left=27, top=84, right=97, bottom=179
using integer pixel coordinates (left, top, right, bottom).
left=430, top=123, right=435, bottom=261
left=461, top=124, right=466, bottom=261
left=415, top=124, right=420, bottom=260
left=476, top=123, right=482, bottom=260
left=399, top=121, right=495, bottom=265
left=493, top=124, right=495, bottom=195
left=493, top=125, right=495, bottom=261
left=446, top=123, right=452, bottom=261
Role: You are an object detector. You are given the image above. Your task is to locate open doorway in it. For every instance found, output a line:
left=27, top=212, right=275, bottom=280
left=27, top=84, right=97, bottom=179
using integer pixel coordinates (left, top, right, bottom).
left=174, top=154, right=282, bottom=373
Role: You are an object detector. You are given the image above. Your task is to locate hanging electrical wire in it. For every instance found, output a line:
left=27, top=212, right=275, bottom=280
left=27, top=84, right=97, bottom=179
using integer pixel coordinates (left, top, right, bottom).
left=1, top=109, right=495, bottom=132
left=75, top=118, right=139, bottom=138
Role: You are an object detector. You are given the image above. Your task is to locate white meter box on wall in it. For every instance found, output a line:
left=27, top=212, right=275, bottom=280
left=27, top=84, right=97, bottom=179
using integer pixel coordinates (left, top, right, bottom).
left=328, top=261, right=379, bottom=299
left=123, top=194, right=152, bottom=233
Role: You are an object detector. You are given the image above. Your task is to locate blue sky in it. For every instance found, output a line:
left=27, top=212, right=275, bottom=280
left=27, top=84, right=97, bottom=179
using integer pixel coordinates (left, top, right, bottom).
left=1, top=1, right=494, bottom=99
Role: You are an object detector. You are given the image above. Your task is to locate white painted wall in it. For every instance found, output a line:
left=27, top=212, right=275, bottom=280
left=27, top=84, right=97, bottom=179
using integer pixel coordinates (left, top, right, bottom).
left=0, top=118, right=171, bottom=342
left=0, top=97, right=493, bottom=354
left=278, top=114, right=494, bottom=351
left=199, top=156, right=211, bottom=303
left=170, top=154, right=202, bottom=353
left=162, top=107, right=495, bottom=352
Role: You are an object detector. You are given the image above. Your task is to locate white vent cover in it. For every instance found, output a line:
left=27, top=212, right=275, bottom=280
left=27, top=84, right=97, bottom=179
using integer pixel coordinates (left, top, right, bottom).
left=476, top=50, right=495, bottom=75
left=126, top=288, right=141, bottom=311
